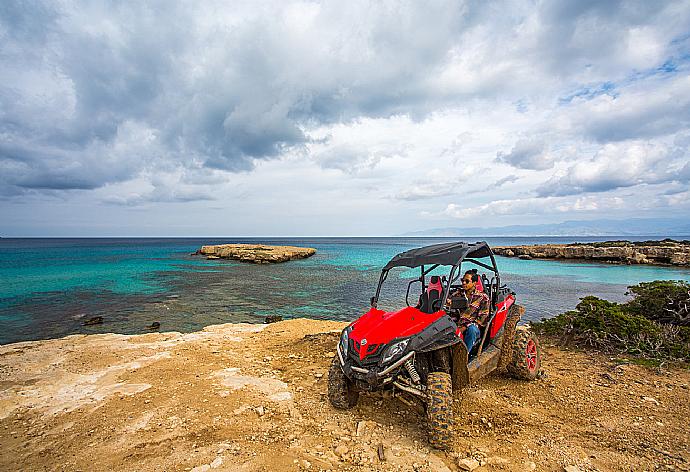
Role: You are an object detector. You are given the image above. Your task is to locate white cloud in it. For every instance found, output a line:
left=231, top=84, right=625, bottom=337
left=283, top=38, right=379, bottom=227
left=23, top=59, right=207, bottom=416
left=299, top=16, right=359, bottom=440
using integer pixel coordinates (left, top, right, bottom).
left=538, top=140, right=689, bottom=196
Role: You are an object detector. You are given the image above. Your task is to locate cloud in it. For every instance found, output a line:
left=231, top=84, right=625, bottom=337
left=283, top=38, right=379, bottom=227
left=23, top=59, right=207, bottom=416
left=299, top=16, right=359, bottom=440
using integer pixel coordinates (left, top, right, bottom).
left=537, top=140, right=689, bottom=196
left=1, top=1, right=690, bottom=234
left=496, top=139, right=554, bottom=170
left=565, top=74, right=690, bottom=143
left=314, top=144, right=381, bottom=174
left=439, top=194, right=626, bottom=220
left=492, top=175, right=520, bottom=188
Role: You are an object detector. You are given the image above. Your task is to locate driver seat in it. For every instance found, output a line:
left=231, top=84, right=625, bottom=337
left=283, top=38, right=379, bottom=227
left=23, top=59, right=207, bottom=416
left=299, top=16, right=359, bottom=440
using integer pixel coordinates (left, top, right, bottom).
left=420, top=276, right=442, bottom=313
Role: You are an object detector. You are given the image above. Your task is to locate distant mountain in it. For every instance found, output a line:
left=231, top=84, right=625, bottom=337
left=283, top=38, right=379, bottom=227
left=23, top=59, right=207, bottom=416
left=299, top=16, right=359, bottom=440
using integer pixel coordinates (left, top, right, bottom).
left=402, top=218, right=690, bottom=237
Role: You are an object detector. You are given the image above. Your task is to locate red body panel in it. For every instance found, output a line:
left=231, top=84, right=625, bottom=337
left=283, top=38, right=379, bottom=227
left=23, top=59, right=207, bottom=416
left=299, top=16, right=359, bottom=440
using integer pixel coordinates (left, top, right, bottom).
left=489, top=294, right=515, bottom=338
left=350, top=306, right=445, bottom=361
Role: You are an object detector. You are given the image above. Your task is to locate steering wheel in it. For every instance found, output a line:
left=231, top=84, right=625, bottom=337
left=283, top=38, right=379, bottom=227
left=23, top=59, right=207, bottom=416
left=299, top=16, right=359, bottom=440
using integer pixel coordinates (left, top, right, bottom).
left=431, top=298, right=443, bottom=312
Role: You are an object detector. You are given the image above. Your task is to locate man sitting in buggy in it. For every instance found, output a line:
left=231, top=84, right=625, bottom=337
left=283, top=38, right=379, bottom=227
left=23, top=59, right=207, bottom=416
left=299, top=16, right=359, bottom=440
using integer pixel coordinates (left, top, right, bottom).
left=445, top=269, right=490, bottom=352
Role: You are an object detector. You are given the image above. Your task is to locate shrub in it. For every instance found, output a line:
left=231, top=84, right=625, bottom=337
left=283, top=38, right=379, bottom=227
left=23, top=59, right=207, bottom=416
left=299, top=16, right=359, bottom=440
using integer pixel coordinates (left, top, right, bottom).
left=624, top=280, right=690, bottom=326
left=533, top=281, right=690, bottom=362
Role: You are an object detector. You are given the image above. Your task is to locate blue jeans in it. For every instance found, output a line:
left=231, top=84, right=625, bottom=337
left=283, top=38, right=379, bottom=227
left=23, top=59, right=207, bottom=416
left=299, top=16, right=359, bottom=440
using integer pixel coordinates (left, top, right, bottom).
left=464, top=323, right=481, bottom=352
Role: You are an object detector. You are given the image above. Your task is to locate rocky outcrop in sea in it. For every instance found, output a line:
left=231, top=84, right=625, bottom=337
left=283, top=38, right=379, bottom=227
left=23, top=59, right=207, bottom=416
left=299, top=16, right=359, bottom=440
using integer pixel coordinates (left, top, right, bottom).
left=196, top=243, right=316, bottom=264
left=494, top=240, right=690, bottom=266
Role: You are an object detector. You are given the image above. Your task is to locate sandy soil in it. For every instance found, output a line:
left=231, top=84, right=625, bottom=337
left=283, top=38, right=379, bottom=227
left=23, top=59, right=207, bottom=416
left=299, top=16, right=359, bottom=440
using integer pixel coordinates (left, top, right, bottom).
left=1, top=319, right=688, bottom=472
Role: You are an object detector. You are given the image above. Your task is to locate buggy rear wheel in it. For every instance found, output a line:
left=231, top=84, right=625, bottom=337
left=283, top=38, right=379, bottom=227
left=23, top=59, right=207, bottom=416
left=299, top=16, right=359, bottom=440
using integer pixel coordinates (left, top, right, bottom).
left=507, top=328, right=541, bottom=380
left=327, top=355, right=359, bottom=409
left=426, top=371, right=453, bottom=450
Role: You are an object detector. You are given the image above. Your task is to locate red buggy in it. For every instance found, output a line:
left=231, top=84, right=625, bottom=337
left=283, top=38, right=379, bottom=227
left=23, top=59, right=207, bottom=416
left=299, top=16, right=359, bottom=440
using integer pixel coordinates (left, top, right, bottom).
left=327, top=241, right=541, bottom=449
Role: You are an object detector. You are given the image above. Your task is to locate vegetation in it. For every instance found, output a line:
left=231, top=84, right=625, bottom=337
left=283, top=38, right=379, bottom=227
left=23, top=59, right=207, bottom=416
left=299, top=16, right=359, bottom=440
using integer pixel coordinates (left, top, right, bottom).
left=532, top=281, right=690, bottom=362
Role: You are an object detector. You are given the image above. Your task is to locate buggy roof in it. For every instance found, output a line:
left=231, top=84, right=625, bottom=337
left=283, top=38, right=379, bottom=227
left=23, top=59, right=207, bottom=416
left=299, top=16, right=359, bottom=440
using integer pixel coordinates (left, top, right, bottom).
left=382, top=241, right=493, bottom=270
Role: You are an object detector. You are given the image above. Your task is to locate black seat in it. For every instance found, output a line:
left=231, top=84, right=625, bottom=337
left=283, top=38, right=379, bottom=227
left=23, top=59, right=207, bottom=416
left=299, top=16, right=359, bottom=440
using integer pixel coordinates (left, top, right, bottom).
left=420, top=276, right=442, bottom=313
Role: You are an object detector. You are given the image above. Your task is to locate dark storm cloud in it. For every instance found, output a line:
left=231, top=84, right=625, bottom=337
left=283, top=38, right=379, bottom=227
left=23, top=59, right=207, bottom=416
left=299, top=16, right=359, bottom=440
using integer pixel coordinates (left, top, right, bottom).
left=0, top=0, right=474, bottom=195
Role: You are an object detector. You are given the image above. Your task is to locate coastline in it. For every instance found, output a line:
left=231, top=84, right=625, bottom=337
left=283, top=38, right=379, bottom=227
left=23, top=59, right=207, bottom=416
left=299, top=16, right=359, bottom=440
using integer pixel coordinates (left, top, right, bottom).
left=494, top=240, right=690, bottom=267
left=1, top=319, right=688, bottom=471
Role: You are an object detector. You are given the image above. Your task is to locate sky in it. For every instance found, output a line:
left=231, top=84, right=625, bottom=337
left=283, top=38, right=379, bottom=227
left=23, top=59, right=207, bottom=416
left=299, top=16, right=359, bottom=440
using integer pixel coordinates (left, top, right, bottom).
left=1, top=0, right=690, bottom=237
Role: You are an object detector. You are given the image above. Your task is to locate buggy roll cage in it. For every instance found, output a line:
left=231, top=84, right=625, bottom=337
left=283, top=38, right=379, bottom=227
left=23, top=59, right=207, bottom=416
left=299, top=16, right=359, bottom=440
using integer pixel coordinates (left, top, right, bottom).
left=371, top=241, right=500, bottom=310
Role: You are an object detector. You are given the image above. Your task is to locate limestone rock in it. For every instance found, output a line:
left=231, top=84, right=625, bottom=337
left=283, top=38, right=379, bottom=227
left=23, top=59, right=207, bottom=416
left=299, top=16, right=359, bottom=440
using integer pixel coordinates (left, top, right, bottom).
left=494, top=240, right=690, bottom=267
left=198, top=244, right=316, bottom=264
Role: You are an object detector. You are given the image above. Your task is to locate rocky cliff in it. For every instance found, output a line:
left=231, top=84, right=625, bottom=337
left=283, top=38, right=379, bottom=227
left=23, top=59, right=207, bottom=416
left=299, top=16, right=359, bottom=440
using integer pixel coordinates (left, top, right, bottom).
left=198, top=244, right=316, bottom=264
left=494, top=240, right=690, bottom=266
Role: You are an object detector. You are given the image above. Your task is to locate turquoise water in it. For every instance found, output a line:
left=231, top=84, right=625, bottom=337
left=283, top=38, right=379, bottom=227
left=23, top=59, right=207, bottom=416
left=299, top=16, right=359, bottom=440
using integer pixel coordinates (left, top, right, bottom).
left=1, top=237, right=689, bottom=344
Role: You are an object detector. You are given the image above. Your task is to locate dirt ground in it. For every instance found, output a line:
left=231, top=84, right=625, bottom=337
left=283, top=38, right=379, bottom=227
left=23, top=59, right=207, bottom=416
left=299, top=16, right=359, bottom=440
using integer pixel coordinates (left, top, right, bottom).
left=0, top=319, right=688, bottom=472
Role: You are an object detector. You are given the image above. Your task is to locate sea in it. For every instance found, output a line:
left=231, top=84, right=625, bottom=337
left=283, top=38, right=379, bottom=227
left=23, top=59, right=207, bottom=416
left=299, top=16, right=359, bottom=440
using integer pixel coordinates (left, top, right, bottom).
left=1, top=237, right=690, bottom=345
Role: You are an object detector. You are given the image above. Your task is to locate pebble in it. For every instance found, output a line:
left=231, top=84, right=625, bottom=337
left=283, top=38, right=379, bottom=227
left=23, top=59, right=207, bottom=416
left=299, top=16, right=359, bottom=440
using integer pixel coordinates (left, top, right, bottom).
left=642, top=396, right=660, bottom=405
left=523, top=461, right=536, bottom=471
left=564, top=466, right=582, bottom=472
left=334, top=445, right=349, bottom=458
left=486, top=456, right=509, bottom=465
left=210, top=457, right=223, bottom=469
left=458, top=458, right=480, bottom=471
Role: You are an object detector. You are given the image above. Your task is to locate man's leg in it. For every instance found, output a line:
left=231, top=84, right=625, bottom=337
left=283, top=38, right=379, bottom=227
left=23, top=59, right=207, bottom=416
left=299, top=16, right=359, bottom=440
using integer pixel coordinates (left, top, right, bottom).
left=463, top=323, right=481, bottom=351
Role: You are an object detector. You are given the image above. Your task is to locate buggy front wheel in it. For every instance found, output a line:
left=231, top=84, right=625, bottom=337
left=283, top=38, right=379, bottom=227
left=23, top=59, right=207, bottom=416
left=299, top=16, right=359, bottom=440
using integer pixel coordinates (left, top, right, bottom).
left=426, top=371, right=453, bottom=449
left=327, top=355, right=359, bottom=409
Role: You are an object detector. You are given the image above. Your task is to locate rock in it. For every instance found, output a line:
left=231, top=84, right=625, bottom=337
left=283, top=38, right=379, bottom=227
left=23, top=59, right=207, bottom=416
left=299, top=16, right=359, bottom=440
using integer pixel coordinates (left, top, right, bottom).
left=428, top=454, right=452, bottom=472
left=334, top=445, right=349, bottom=458
left=564, top=467, right=582, bottom=472
left=518, top=254, right=532, bottom=260
left=190, top=465, right=210, bottom=472
left=458, top=458, right=480, bottom=471
left=642, top=396, right=660, bottom=405
left=486, top=456, right=509, bottom=465
left=210, top=457, right=223, bottom=469
left=255, top=405, right=265, bottom=416
left=522, top=461, right=536, bottom=471
left=83, top=316, right=104, bottom=326
left=356, top=420, right=366, bottom=437
left=147, top=322, right=161, bottom=330
left=264, top=315, right=283, bottom=323
left=493, top=241, right=690, bottom=267
left=197, top=244, right=317, bottom=264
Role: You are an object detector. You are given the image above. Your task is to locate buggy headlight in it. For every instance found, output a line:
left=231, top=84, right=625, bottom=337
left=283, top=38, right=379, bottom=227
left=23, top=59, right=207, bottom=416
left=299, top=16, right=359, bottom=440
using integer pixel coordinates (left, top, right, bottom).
left=339, top=327, right=351, bottom=357
left=381, top=339, right=409, bottom=364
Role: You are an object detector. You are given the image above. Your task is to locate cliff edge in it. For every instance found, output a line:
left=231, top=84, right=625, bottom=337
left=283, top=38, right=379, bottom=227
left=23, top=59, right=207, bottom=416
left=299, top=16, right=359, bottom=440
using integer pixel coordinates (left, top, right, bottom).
left=1, top=320, right=688, bottom=471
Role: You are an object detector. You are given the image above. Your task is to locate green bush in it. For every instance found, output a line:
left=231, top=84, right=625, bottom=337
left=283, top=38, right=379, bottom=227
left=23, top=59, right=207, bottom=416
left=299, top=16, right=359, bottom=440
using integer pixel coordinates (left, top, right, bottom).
left=624, top=280, right=690, bottom=326
left=533, top=281, right=690, bottom=362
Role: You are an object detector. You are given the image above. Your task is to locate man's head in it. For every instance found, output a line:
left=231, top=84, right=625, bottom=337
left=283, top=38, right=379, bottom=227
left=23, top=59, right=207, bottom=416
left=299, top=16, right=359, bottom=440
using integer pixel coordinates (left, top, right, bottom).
left=462, top=269, right=479, bottom=293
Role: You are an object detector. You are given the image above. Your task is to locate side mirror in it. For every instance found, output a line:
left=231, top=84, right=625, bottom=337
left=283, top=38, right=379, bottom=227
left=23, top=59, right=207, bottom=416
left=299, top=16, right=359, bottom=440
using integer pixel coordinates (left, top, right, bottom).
left=370, top=296, right=377, bottom=308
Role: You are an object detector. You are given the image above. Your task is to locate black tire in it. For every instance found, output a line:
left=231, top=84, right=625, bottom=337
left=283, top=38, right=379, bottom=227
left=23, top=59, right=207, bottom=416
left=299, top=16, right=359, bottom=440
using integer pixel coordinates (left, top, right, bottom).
left=507, top=328, right=541, bottom=380
left=426, top=371, right=453, bottom=449
left=327, top=355, right=359, bottom=409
